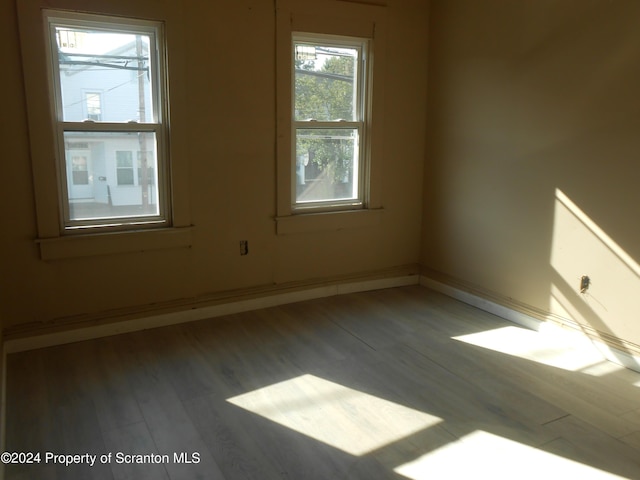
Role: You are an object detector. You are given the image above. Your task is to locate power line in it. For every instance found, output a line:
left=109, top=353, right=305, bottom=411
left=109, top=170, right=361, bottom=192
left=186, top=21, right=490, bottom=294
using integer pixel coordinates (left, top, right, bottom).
left=61, top=71, right=146, bottom=110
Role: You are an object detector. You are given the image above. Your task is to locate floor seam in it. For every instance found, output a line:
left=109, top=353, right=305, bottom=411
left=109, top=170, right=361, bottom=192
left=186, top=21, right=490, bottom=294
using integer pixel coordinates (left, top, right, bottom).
left=541, top=413, right=571, bottom=426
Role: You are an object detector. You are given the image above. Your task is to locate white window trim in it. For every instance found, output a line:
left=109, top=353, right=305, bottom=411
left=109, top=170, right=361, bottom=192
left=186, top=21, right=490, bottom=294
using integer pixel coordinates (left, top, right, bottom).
left=17, top=0, right=193, bottom=259
left=275, top=0, right=386, bottom=233
left=45, top=10, right=170, bottom=231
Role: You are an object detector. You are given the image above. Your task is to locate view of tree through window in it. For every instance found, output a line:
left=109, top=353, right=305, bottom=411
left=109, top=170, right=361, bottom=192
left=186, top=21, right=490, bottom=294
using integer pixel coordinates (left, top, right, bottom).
left=293, top=37, right=367, bottom=207
left=294, top=49, right=356, bottom=122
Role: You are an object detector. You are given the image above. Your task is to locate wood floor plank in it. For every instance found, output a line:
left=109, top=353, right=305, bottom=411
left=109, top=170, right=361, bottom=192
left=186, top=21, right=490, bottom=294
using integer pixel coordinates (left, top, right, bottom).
left=183, top=394, right=283, bottom=480
left=620, top=430, right=640, bottom=452
left=405, top=327, right=640, bottom=438
left=110, top=332, right=226, bottom=480
left=41, top=345, right=114, bottom=480
left=184, top=312, right=310, bottom=395
left=542, top=414, right=640, bottom=476
left=5, top=350, right=56, bottom=480
left=358, top=344, right=558, bottom=448
left=388, top=342, right=562, bottom=426
left=101, top=421, right=171, bottom=480
left=87, top=338, right=146, bottom=433
left=400, top=333, right=570, bottom=425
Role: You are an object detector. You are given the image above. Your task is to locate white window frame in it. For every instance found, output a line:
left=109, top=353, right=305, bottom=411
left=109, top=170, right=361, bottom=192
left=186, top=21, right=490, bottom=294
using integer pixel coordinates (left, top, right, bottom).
left=44, top=10, right=170, bottom=232
left=291, top=33, right=371, bottom=212
left=274, top=2, right=386, bottom=235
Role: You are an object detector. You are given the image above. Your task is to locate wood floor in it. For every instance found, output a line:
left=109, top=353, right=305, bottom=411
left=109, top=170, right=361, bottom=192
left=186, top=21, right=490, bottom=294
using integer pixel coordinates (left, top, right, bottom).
left=5, top=286, right=640, bottom=479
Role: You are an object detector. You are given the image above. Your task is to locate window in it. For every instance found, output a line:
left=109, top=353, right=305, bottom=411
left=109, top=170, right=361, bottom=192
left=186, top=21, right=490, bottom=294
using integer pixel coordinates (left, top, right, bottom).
left=84, top=92, right=102, bottom=121
left=116, top=151, right=134, bottom=185
left=292, top=34, right=370, bottom=211
left=45, top=11, right=168, bottom=230
left=71, top=155, right=89, bottom=185
left=274, top=4, right=385, bottom=234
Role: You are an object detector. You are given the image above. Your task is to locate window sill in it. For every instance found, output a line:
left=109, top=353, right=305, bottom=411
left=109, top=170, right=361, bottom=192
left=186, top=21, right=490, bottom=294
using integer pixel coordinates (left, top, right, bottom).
left=36, top=226, right=193, bottom=260
left=275, top=208, right=383, bottom=235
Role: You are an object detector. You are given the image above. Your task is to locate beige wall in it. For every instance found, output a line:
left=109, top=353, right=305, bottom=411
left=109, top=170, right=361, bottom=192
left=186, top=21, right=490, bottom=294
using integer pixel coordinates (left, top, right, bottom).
left=0, top=0, right=428, bottom=329
left=423, top=0, right=640, bottom=351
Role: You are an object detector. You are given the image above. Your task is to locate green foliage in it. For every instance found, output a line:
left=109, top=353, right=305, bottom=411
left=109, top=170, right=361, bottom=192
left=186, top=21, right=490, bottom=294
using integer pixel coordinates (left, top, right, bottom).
left=295, top=53, right=357, bottom=188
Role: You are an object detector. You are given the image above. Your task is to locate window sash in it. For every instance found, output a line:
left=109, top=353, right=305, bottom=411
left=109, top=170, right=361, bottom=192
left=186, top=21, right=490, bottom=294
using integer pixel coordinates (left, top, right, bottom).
left=293, top=124, right=363, bottom=210
left=291, top=34, right=369, bottom=212
left=45, top=11, right=169, bottom=232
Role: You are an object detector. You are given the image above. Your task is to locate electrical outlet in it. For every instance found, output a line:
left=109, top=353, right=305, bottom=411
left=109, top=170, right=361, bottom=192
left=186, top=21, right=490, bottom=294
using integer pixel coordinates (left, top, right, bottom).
left=240, top=240, right=249, bottom=256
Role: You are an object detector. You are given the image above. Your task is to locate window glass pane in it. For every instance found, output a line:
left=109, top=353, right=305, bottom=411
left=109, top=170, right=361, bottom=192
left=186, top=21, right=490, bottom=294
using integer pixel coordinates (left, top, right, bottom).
left=117, top=167, right=134, bottom=186
left=71, top=155, right=89, bottom=185
left=55, top=27, right=154, bottom=123
left=116, top=151, right=133, bottom=167
left=294, top=43, right=358, bottom=122
left=63, top=131, right=159, bottom=222
left=295, top=128, right=359, bottom=203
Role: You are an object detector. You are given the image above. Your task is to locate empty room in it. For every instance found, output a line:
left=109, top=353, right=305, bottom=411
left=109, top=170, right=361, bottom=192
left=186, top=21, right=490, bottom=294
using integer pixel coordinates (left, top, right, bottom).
left=2, top=0, right=640, bottom=478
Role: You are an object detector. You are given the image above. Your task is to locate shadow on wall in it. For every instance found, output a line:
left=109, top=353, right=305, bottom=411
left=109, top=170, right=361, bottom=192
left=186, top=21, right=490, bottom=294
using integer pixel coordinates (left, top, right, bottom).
left=550, top=188, right=640, bottom=369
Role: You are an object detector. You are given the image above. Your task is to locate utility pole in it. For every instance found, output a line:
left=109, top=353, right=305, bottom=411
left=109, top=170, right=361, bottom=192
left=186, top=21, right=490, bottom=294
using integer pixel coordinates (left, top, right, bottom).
left=136, top=35, right=149, bottom=209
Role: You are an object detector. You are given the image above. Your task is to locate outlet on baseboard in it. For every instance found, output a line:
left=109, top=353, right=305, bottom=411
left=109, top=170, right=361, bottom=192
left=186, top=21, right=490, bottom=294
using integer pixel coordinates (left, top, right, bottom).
left=240, top=240, right=249, bottom=256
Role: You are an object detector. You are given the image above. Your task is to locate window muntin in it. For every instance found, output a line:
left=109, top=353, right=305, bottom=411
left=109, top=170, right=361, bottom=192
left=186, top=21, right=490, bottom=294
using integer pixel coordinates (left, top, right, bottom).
left=292, top=35, right=369, bottom=210
left=46, top=12, right=167, bottom=230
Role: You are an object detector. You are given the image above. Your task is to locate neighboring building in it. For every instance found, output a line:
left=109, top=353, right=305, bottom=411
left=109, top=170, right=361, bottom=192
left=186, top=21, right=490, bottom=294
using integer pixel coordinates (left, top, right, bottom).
left=57, top=33, right=158, bottom=215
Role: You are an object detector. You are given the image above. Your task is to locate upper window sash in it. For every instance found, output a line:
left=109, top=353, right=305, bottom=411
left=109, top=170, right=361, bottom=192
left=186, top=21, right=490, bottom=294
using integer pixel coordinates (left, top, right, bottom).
left=46, top=12, right=164, bottom=125
left=292, top=34, right=367, bottom=123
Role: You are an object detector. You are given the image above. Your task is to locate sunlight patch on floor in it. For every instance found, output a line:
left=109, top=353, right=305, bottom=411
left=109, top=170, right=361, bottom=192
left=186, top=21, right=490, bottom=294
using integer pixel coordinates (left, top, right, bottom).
left=453, top=325, right=610, bottom=373
left=577, top=359, right=625, bottom=377
left=227, top=374, right=442, bottom=456
left=394, top=430, right=627, bottom=480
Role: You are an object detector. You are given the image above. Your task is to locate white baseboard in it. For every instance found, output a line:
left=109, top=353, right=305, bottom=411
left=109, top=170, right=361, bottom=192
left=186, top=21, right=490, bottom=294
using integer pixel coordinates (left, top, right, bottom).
left=4, top=274, right=420, bottom=354
left=420, top=276, right=544, bottom=331
left=420, top=275, right=640, bottom=374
